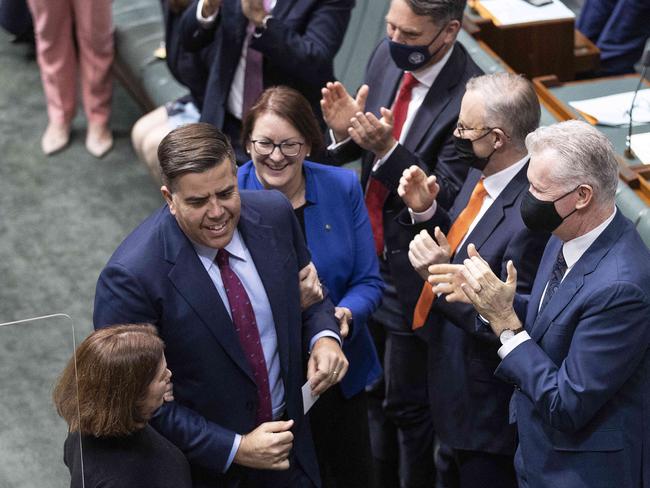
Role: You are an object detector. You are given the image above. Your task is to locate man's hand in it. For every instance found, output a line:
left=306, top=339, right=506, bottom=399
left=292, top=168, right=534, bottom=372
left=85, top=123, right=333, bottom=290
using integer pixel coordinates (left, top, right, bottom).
left=398, top=165, right=440, bottom=212
left=299, top=262, right=323, bottom=310
left=201, top=0, right=222, bottom=18
left=334, top=306, right=352, bottom=339
left=307, top=337, right=349, bottom=395
left=234, top=420, right=294, bottom=470
left=321, top=82, right=368, bottom=142
left=348, top=108, right=395, bottom=158
left=408, top=227, right=452, bottom=280
left=457, top=244, right=521, bottom=335
left=428, top=262, right=471, bottom=303
left=241, top=0, right=267, bottom=25
left=163, top=380, right=174, bottom=402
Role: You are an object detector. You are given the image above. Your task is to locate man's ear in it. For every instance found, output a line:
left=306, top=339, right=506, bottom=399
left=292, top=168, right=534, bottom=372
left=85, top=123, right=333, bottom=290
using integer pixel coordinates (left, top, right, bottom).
left=576, top=184, right=594, bottom=209
left=161, top=186, right=176, bottom=215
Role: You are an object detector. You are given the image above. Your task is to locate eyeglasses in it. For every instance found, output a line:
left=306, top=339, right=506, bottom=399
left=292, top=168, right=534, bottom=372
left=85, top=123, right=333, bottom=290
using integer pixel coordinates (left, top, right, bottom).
left=250, top=140, right=305, bottom=157
left=455, top=124, right=497, bottom=139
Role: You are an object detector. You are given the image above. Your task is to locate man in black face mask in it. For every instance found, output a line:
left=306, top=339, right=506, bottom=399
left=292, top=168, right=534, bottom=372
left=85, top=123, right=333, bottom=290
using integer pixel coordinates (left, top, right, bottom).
left=429, top=120, right=650, bottom=488
left=320, top=1, right=482, bottom=486
left=397, top=73, right=550, bottom=488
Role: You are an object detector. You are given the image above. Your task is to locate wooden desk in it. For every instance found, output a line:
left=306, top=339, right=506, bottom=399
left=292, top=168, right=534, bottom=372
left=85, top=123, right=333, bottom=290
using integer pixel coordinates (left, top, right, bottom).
left=534, top=74, right=650, bottom=205
left=464, top=4, right=599, bottom=80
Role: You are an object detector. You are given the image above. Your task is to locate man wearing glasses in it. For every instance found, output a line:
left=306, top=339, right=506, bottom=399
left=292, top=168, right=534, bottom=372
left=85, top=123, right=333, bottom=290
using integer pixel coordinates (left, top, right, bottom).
left=397, top=73, right=550, bottom=487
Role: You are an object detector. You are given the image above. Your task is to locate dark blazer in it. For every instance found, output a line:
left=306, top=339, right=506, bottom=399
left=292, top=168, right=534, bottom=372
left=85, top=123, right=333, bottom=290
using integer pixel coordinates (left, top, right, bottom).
left=238, top=160, right=384, bottom=398
left=496, top=210, right=650, bottom=488
left=93, top=190, right=340, bottom=488
left=329, top=40, right=483, bottom=330
left=399, top=165, right=549, bottom=455
left=180, top=0, right=354, bottom=128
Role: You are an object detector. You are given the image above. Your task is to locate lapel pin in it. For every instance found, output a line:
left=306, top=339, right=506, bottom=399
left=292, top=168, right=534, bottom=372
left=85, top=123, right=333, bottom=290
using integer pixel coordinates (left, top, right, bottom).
left=325, top=224, right=332, bottom=231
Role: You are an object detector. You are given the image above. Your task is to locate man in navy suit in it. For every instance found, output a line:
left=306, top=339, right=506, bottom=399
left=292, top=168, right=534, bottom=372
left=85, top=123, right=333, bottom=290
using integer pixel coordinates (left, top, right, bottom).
left=93, top=123, right=348, bottom=487
left=430, top=120, right=650, bottom=488
left=321, top=1, right=482, bottom=485
left=397, top=73, right=549, bottom=487
left=180, top=0, right=354, bottom=161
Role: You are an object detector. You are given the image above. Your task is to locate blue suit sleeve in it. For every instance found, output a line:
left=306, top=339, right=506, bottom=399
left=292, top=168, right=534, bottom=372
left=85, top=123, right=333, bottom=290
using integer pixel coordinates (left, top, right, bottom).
left=336, top=176, right=384, bottom=341
left=94, top=264, right=239, bottom=472
left=495, top=281, right=650, bottom=433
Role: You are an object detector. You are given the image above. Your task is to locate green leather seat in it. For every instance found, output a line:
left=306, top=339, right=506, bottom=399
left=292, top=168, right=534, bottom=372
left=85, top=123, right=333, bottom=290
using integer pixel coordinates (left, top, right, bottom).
left=636, top=210, right=650, bottom=248
left=616, top=181, right=649, bottom=225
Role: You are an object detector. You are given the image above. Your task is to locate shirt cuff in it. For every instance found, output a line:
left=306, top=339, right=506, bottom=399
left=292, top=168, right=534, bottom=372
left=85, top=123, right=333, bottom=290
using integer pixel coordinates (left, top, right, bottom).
left=309, top=331, right=341, bottom=352
left=408, top=202, right=437, bottom=224
left=197, top=0, right=219, bottom=26
left=371, top=141, right=398, bottom=172
left=497, top=330, right=531, bottom=359
left=224, top=434, right=242, bottom=472
left=327, top=129, right=351, bottom=149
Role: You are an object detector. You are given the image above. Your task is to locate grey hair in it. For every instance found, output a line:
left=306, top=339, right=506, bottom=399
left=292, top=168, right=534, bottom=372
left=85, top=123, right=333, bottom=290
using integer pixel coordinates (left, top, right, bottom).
left=465, top=73, right=540, bottom=149
left=406, top=0, right=467, bottom=24
left=525, top=120, right=618, bottom=204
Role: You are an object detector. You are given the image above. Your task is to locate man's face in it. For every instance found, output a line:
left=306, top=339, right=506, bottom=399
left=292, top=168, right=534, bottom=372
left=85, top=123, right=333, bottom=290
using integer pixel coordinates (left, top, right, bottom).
left=455, top=91, right=496, bottom=157
left=386, top=0, right=447, bottom=50
left=527, top=151, right=578, bottom=218
left=161, top=162, right=241, bottom=249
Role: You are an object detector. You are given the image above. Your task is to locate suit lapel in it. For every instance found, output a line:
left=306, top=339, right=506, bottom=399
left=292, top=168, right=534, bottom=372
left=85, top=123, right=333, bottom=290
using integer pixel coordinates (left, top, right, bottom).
left=238, top=204, right=291, bottom=381
left=529, top=211, right=625, bottom=341
left=402, top=43, right=464, bottom=150
left=163, top=213, right=256, bottom=384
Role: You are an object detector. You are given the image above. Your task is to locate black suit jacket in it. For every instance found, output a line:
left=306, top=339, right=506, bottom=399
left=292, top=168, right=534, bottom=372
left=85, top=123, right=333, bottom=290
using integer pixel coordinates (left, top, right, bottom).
left=181, top=0, right=354, bottom=128
left=329, top=40, right=483, bottom=329
left=93, top=191, right=340, bottom=487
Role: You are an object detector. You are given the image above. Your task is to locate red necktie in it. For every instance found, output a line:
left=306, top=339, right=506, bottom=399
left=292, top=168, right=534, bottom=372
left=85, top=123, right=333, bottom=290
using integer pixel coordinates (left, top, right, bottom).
left=216, top=249, right=272, bottom=424
left=242, top=0, right=273, bottom=117
left=412, top=179, right=488, bottom=329
left=365, top=72, right=420, bottom=255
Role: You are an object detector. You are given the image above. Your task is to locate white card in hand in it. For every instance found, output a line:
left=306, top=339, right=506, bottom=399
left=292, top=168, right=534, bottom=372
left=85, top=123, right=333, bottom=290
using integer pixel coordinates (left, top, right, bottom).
left=302, top=380, right=320, bottom=414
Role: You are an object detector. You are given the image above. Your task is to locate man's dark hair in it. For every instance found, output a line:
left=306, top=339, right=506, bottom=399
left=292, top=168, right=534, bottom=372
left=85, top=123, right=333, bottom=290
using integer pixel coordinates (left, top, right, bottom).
left=158, top=123, right=236, bottom=190
left=406, top=0, right=467, bottom=24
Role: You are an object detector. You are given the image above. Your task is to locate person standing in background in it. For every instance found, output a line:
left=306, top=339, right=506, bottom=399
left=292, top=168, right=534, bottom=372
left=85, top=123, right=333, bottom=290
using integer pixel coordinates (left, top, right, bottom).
left=27, top=0, right=114, bottom=157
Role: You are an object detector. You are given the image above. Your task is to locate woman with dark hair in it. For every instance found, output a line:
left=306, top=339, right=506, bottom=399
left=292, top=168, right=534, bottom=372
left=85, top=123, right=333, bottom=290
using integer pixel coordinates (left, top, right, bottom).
left=238, top=86, right=384, bottom=487
left=53, top=324, right=191, bottom=488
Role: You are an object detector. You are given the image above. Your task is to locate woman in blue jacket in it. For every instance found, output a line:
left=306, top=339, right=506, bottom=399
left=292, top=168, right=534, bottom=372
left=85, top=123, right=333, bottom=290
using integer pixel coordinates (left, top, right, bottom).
left=238, top=86, right=384, bottom=488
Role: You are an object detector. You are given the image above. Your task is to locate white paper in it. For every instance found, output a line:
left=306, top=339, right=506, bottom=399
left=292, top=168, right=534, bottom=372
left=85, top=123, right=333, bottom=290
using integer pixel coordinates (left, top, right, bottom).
left=631, top=132, right=650, bottom=164
left=569, top=90, right=650, bottom=127
left=478, top=0, right=574, bottom=26
left=302, top=380, right=320, bottom=414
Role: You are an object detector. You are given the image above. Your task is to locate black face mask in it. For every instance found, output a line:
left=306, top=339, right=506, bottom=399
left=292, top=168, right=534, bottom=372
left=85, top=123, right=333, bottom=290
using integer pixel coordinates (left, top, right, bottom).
left=387, top=24, right=447, bottom=71
left=453, top=129, right=496, bottom=171
left=520, top=186, right=580, bottom=233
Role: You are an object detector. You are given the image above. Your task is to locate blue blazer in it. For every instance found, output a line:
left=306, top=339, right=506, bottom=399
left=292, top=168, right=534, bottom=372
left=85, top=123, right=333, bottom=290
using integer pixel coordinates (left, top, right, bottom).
left=328, top=41, right=483, bottom=332
left=180, top=0, right=354, bottom=128
left=496, top=210, right=650, bottom=488
left=93, top=191, right=340, bottom=488
left=398, top=165, right=549, bottom=455
left=238, top=160, right=384, bottom=398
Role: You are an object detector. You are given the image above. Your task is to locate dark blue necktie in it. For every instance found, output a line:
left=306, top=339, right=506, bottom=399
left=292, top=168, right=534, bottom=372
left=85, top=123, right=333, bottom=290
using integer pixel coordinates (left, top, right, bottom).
left=539, top=248, right=567, bottom=313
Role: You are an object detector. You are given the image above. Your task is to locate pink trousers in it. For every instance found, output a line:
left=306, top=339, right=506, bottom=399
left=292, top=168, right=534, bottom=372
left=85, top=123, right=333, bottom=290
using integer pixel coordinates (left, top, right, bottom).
left=27, top=0, right=114, bottom=126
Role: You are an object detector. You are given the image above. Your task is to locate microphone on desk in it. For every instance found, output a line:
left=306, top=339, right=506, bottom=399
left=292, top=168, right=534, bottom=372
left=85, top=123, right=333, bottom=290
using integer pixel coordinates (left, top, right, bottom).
left=624, top=39, right=650, bottom=159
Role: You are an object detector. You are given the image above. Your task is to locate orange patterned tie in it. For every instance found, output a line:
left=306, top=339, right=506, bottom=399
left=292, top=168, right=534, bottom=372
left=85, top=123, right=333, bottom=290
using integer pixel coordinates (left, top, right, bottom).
left=412, top=179, right=488, bottom=329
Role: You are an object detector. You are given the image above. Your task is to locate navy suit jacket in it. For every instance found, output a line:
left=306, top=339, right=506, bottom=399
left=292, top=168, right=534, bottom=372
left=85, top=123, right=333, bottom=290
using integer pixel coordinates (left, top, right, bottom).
left=496, top=210, right=650, bottom=488
left=93, top=190, right=340, bottom=487
left=238, top=161, right=385, bottom=398
left=181, top=0, right=354, bottom=128
left=329, top=40, right=483, bottom=330
left=399, top=165, right=549, bottom=455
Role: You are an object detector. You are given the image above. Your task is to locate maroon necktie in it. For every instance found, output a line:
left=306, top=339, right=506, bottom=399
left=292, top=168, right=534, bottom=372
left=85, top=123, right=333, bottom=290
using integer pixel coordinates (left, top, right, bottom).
left=365, top=72, right=420, bottom=255
left=216, top=249, right=272, bottom=425
left=242, top=0, right=273, bottom=117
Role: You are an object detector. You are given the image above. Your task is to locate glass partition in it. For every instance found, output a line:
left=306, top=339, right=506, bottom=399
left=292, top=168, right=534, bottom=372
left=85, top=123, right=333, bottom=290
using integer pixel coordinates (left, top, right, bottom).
left=0, top=314, right=82, bottom=487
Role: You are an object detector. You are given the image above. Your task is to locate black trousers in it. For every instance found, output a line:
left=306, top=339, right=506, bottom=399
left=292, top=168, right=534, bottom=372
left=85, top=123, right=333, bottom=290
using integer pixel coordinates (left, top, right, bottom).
left=454, top=450, right=517, bottom=488
left=368, top=321, right=435, bottom=488
left=309, top=385, right=373, bottom=488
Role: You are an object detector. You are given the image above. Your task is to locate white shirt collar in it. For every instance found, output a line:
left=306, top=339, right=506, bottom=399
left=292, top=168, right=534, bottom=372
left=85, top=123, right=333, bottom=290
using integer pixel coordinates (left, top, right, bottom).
left=482, top=155, right=529, bottom=201
left=562, top=208, right=617, bottom=269
left=193, top=229, right=247, bottom=272
left=408, top=43, right=455, bottom=88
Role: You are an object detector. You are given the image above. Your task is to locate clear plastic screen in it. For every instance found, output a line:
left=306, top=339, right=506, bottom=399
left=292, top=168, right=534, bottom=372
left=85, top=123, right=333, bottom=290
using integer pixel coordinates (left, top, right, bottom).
left=0, top=314, right=82, bottom=487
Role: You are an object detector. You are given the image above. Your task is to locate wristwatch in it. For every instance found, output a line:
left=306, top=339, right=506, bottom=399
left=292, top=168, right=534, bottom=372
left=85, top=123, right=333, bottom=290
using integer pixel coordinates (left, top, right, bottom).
left=499, top=327, right=524, bottom=345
